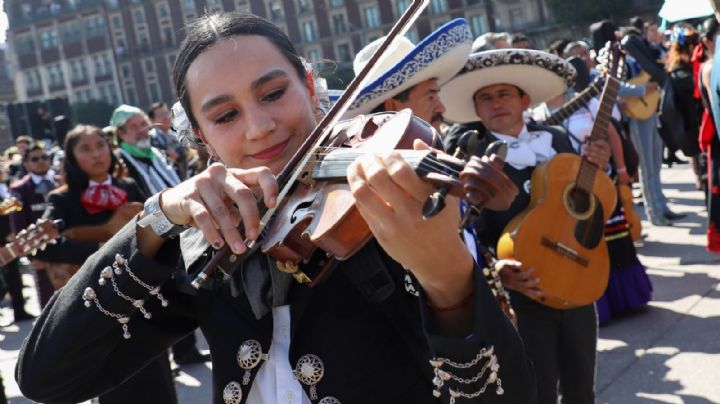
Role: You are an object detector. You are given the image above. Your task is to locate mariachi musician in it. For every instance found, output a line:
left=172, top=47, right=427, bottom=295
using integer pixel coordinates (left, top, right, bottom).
left=17, top=12, right=535, bottom=404
left=439, top=49, right=611, bottom=404
left=33, top=124, right=177, bottom=404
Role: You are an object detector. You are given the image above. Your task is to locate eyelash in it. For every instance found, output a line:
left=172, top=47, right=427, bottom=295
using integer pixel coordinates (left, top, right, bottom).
left=212, top=87, right=287, bottom=125
left=263, top=87, right=286, bottom=102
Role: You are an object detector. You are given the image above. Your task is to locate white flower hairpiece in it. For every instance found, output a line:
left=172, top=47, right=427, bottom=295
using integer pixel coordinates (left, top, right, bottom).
left=171, top=101, right=203, bottom=148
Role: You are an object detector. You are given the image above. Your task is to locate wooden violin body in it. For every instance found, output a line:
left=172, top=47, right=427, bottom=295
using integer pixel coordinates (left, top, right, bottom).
left=496, top=154, right=616, bottom=309
left=261, top=110, right=440, bottom=267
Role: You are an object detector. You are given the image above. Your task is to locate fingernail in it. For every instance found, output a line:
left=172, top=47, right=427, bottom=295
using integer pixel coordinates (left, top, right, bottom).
left=267, top=196, right=276, bottom=208
left=246, top=227, right=258, bottom=240
left=233, top=241, right=246, bottom=254
left=212, top=240, right=224, bottom=249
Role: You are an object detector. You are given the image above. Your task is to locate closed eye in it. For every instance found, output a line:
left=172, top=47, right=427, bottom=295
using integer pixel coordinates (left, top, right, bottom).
left=214, top=110, right=239, bottom=125
left=262, top=87, right=286, bottom=102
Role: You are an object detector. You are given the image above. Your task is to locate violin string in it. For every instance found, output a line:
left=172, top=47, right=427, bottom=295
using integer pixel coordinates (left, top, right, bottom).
left=296, top=158, right=463, bottom=178
left=301, top=150, right=463, bottom=176
left=300, top=155, right=462, bottom=175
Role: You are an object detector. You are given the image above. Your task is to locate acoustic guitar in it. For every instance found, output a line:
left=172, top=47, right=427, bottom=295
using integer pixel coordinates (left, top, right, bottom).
left=0, top=219, right=62, bottom=267
left=0, top=198, right=22, bottom=216
left=496, top=45, right=624, bottom=309
left=622, top=71, right=660, bottom=120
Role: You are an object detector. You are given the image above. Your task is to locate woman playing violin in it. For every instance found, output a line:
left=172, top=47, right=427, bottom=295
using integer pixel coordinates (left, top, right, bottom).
left=18, top=12, right=533, bottom=404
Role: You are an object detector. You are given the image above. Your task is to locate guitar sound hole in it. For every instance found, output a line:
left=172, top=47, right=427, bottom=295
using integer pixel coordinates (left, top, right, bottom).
left=567, top=187, right=591, bottom=215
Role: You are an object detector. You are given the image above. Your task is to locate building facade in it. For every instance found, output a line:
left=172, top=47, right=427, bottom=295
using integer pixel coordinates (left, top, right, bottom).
left=5, top=0, right=550, bottom=110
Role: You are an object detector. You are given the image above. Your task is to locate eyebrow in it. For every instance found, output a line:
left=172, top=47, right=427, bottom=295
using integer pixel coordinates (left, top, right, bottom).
left=200, top=69, right=289, bottom=113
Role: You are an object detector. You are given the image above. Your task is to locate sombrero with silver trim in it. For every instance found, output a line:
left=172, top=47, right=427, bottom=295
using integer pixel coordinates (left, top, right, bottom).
left=440, top=49, right=577, bottom=124
left=343, top=18, right=473, bottom=117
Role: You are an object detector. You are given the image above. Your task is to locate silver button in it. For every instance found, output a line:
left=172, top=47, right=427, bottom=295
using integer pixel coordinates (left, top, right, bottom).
left=285, top=390, right=296, bottom=401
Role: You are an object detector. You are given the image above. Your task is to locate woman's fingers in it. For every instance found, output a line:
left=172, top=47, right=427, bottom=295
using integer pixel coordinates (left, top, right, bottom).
left=227, top=167, right=279, bottom=208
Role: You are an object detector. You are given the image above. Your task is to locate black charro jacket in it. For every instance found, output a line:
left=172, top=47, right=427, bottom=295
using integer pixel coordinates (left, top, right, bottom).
left=16, top=216, right=536, bottom=404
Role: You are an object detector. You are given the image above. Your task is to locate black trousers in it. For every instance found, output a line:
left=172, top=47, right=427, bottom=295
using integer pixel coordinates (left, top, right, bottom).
left=3, top=259, right=27, bottom=317
left=172, top=332, right=198, bottom=359
left=511, top=293, right=598, bottom=404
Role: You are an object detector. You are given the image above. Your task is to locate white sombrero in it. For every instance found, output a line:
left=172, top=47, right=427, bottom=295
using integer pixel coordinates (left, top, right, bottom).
left=440, top=49, right=577, bottom=124
left=342, top=18, right=473, bottom=117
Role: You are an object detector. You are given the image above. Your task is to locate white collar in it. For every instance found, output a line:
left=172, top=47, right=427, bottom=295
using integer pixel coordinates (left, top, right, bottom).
left=30, top=170, right=55, bottom=184
left=88, top=176, right=112, bottom=188
left=491, top=125, right=556, bottom=170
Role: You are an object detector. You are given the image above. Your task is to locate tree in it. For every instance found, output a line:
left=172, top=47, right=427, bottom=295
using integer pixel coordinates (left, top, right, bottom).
left=545, top=0, right=628, bottom=27
left=71, top=99, right=115, bottom=128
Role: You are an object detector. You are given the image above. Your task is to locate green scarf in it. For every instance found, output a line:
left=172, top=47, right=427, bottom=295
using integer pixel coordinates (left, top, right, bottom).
left=121, top=142, right=156, bottom=159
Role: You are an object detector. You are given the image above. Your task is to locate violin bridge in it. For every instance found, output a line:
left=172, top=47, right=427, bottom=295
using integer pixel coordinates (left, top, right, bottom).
left=276, top=260, right=312, bottom=284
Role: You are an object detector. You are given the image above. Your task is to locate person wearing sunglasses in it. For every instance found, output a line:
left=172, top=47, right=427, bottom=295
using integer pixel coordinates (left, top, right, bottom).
left=9, top=142, right=58, bottom=308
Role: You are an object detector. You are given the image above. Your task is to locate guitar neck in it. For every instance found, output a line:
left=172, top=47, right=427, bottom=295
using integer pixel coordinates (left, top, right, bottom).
left=0, top=245, right=15, bottom=267
left=544, top=79, right=603, bottom=126
left=576, top=76, right=621, bottom=193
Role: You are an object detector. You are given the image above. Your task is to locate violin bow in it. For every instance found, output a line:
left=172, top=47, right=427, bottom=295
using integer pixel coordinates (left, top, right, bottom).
left=192, top=0, right=431, bottom=288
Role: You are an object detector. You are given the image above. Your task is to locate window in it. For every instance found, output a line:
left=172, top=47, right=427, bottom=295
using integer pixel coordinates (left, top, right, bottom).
left=337, top=43, right=351, bottom=62
left=71, top=60, right=86, bottom=81
left=157, top=3, right=170, bottom=18
left=103, top=54, right=113, bottom=77
left=133, top=8, right=146, bottom=24
left=41, top=29, right=59, bottom=49
left=509, top=8, right=523, bottom=28
left=115, top=38, right=126, bottom=56
left=183, top=0, right=194, bottom=12
left=121, top=64, right=132, bottom=78
left=126, top=87, right=137, bottom=106
left=111, top=15, right=122, bottom=29
left=306, top=48, right=321, bottom=61
left=363, top=6, right=380, bottom=29
left=469, top=14, right=486, bottom=36
left=302, top=20, right=317, bottom=42
left=269, top=2, right=283, bottom=20
left=167, top=54, right=177, bottom=68
left=297, top=0, right=311, bottom=13
left=149, top=82, right=161, bottom=102
left=329, top=0, right=343, bottom=7
left=48, top=65, right=62, bottom=86
left=86, top=15, right=104, bottom=37
left=17, top=36, right=35, bottom=54
left=430, top=0, right=447, bottom=15
left=138, top=33, right=150, bottom=51
left=332, top=14, right=347, bottom=35
left=162, top=25, right=174, bottom=46
left=396, top=0, right=410, bottom=15
left=94, top=56, right=104, bottom=76
left=106, top=0, right=119, bottom=9
left=63, top=22, right=81, bottom=43
left=236, top=0, right=251, bottom=13
left=144, top=59, right=155, bottom=73
left=25, top=71, right=39, bottom=90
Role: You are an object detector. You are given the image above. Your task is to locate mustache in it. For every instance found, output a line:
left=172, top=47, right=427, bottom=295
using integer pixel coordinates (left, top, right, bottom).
left=431, top=113, right=445, bottom=124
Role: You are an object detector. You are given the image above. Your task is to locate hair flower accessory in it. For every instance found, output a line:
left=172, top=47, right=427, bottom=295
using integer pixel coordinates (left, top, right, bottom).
left=171, top=101, right=202, bottom=148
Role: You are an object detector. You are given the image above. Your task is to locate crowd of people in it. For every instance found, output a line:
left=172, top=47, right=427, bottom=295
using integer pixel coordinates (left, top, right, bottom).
left=0, top=7, right=713, bottom=404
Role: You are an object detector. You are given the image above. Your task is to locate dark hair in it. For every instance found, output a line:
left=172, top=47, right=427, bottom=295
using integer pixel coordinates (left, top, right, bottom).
left=547, top=39, right=570, bottom=56
left=704, top=17, right=720, bottom=41
left=630, top=16, right=645, bottom=32
left=22, top=143, right=46, bottom=162
left=63, top=124, right=118, bottom=193
left=511, top=33, right=528, bottom=44
left=173, top=12, right=307, bottom=131
left=590, top=20, right=618, bottom=55
left=147, top=101, right=167, bottom=119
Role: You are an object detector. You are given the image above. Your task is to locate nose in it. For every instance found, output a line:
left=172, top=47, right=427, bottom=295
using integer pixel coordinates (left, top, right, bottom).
left=245, top=105, right=276, bottom=140
left=434, top=99, right=446, bottom=115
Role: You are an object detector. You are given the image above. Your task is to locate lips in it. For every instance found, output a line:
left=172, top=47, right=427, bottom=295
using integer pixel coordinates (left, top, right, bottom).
left=251, top=138, right=290, bottom=160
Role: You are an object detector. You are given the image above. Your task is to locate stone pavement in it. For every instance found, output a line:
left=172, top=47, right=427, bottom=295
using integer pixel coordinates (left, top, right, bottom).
left=1, top=163, right=719, bottom=403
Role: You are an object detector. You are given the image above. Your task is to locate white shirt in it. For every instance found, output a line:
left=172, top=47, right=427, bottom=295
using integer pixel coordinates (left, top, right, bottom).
left=491, top=125, right=556, bottom=170
left=29, top=170, right=56, bottom=185
left=88, top=176, right=112, bottom=188
left=247, top=305, right=311, bottom=404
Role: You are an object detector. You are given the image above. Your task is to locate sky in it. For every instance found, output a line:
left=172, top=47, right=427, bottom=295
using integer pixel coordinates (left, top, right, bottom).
left=0, top=0, right=7, bottom=43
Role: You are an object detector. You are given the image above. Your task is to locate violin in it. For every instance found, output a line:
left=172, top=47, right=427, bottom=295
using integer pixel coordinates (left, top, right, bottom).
left=190, top=0, right=511, bottom=288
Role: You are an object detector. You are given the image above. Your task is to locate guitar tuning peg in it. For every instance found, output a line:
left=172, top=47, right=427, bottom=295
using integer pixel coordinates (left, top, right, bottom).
left=40, top=244, right=47, bottom=251
left=48, top=239, right=58, bottom=245
left=31, top=248, right=37, bottom=256
left=28, top=224, right=36, bottom=231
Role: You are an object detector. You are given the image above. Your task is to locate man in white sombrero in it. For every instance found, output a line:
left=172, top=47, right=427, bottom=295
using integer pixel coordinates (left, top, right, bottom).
left=342, top=18, right=473, bottom=132
left=440, top=48, right=611, bottom=404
